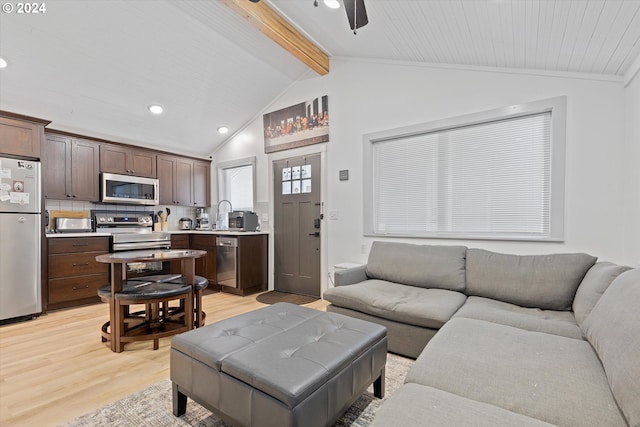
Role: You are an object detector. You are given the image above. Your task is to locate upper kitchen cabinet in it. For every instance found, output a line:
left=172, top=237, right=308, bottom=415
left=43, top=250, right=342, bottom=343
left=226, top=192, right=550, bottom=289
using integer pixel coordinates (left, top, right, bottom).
left=0, top=112, right=50, bottom=158
left=43, top=133, right=100, bottom=202
left=100, top=144, right=156, bottom=178
left=158, top=155, right=210, bottom=207
left=193, top=159, right=211, bottom=207
left=158, top=154, right=192, bottom=206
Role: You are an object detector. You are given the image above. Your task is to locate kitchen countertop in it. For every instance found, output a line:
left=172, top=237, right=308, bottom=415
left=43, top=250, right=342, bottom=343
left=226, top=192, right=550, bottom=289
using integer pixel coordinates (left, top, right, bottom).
left=46, top=230, right=269, bottom=238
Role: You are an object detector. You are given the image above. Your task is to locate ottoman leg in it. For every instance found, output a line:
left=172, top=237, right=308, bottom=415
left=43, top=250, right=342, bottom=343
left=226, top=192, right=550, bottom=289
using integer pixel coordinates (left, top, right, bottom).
left=173, top=382, right=187, bottom=416
left=373, top=366, right=385, bottom=398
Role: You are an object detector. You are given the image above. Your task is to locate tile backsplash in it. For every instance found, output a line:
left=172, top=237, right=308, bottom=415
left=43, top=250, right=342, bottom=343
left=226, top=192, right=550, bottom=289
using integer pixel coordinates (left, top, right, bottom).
left=44, top=200, right=206, bottom=231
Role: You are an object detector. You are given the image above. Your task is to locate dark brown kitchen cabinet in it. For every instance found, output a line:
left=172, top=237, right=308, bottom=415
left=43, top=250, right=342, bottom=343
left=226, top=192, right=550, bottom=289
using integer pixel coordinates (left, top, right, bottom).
left=193, top=160, right=211, bottom=207
left=170, top=234, right=190, bottom=249
left=191, top=234, right=217, bottom=285
left=100, top=144, right=156, bottom=178
left=158, top=155, right=203, bottom=206
left=0, top=112, right=49, bottom=158
left=43, top=133, right=100, bottom=202
left=234, top=234, right=268, bottom=296
left=47, top=237, right=109, bottom=310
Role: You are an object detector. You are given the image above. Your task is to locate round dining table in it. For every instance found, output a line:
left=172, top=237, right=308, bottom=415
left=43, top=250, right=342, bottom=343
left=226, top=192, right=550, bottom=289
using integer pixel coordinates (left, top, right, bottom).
left=96, top=249, right=207, bottom=352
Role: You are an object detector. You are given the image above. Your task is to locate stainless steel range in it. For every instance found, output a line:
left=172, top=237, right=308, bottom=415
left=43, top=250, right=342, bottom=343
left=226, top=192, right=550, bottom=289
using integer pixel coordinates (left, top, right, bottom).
left=92, top=210, right=171, bottom=275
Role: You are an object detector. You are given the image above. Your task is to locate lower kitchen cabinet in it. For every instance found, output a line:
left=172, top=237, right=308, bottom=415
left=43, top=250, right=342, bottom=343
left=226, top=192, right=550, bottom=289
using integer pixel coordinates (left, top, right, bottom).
left=221, top=234, right=268, bottom=297
left=169, top=233, right=268, bottom=296
left=191, top=235, right=217, bottom=287
left=47, top=236, right=109, bottom=310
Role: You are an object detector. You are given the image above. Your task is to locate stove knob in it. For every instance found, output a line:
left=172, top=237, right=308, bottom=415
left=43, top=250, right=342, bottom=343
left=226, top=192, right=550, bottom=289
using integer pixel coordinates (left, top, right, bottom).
left=98, top=217, right=106, bottom=223
left=107, top=217, right=114, bottom=223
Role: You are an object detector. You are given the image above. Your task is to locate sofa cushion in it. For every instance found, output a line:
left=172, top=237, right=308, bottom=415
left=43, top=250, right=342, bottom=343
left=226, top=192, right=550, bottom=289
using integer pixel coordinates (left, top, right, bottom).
left=572, top=262, right=631, bottom=326
left=465, top=249, right=597, bottom=310
left=406, top=317, right=626, bottom=427
left=581, top=268, right=640, bottom=427
left=371, top=383, right=555, bottom=427
left=453, top=296, right=583, bottom=339
left=365, top=242, right=467, bottom=291
left=323, top=279, right=467, bottom=329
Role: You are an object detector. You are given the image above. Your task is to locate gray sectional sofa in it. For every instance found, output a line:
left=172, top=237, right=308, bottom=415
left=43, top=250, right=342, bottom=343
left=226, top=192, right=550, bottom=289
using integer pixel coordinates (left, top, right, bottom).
left=323, top=242, right=639, bottom=427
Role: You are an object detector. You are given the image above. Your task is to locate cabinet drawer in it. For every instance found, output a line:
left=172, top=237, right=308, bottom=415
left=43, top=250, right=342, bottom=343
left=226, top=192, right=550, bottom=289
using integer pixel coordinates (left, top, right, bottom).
left=171, top=234, right=190, bottom=249
left=49, top=237, right=109, bottom=254
left=48, top=253, right=109, bottom=278
left=48, top=274, right=109, bottom=304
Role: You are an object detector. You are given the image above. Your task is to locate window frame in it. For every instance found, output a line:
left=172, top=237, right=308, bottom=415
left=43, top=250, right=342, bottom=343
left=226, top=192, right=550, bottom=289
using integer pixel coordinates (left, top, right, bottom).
left=216, top=156, right=256, bottom=211
left=363, top=96, right=566, bottom=241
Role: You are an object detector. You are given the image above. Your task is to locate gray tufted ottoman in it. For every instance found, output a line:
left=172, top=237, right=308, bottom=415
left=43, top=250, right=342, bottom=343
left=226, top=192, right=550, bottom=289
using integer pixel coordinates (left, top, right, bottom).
left=170, top=302, right=387, bottom=427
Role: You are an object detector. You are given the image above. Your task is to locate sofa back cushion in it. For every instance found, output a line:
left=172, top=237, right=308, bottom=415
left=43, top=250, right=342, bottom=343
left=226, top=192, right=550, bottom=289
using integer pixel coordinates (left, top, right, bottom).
left=572, top=262, right=631, bottom=326
left=365, top=242, right=467, bottom=291
left=465, top=249, right=597, bottom=310
left=581, top=268, right=640, bottom=427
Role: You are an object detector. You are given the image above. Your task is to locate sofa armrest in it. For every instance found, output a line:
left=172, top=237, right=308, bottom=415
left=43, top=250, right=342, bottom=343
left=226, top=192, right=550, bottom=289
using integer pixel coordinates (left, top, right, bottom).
left=334, top=265, right=368, bottom=286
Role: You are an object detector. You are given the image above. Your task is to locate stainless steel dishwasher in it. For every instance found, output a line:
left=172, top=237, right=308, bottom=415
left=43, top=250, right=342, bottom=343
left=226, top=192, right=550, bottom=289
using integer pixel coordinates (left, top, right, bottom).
left=216, top=237, right=238, bottom=288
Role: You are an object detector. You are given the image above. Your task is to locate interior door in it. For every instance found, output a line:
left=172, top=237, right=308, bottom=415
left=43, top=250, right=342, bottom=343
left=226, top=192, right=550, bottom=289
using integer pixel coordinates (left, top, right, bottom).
left=273, top=153, right=321, bottom=297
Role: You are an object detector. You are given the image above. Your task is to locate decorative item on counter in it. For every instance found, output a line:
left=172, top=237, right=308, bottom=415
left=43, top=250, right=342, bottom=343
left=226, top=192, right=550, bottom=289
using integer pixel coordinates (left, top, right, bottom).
left=153, top=213, right=161, bottom=232
left=158, top=210, right=168, bottom=231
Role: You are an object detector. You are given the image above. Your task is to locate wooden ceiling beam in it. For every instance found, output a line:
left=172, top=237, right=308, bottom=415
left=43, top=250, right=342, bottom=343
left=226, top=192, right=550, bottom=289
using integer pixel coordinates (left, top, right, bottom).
left=221, top=0, right=330, bottom=75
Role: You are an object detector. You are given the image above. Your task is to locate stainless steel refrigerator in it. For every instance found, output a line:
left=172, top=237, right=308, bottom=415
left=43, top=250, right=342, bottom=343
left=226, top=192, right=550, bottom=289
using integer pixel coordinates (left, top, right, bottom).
left=0, top=155, right=42, bottom=322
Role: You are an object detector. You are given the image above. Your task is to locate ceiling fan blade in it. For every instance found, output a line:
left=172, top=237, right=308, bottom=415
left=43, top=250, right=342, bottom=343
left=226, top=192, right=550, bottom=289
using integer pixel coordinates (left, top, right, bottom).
left=343, top=0, right=368, bottom=30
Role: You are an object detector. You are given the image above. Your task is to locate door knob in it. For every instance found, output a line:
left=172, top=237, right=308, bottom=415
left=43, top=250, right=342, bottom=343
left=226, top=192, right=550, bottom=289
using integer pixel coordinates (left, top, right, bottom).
left=308, top=232, right=320, bottom=237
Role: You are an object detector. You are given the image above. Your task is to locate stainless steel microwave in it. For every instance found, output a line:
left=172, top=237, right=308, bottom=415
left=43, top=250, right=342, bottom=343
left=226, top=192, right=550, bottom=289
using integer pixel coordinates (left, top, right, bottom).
left=100, top=173, right=159, bottom=205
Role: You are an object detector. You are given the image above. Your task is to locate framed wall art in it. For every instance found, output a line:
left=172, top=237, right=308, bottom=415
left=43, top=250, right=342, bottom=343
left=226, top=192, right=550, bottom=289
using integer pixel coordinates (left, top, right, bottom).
left=263, top=95, right=329, bottom=154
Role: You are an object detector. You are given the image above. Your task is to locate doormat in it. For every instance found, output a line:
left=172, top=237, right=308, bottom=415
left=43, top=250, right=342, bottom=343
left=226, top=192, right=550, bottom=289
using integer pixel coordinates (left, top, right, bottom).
left=256, top=290, right=319, bottom=305
left=61, top=353, right=414, bottom=427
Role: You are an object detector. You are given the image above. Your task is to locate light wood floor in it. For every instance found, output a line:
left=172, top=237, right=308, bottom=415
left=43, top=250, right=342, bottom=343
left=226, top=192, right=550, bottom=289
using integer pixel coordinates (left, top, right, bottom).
left=0, top=292, right=329, bottom=427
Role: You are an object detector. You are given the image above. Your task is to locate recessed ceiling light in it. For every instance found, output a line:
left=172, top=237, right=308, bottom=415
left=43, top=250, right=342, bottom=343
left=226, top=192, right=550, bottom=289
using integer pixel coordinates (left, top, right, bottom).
left=0, top=57, right=7, bottom=68
left=324, top=0, right=340, bottom=8
left=217, top=126, right=229, bottom=134
left=148, top=105, right=164, bottom=114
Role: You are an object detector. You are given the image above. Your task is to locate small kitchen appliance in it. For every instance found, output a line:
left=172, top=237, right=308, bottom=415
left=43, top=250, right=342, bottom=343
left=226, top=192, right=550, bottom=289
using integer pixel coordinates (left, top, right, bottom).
left=179, top=217, right=193, bottom=230
left=100, top=172, right=159, bottom=206
left=54, top=217, right=92, bottom=233
left=228, top=211, right=259, bottom=232
left=195, top=208, right=211, bottom=230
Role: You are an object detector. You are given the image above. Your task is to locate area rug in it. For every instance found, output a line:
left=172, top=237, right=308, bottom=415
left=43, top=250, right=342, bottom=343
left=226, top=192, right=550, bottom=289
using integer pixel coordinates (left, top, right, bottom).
left=256, top=290, right=319, bottom=305
left=61, top=353, right=413, bottom=427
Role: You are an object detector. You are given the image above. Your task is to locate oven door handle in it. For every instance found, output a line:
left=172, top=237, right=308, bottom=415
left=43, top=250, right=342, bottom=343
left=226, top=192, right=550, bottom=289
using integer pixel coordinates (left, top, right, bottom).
left=113, top=241, right=170, bottom=251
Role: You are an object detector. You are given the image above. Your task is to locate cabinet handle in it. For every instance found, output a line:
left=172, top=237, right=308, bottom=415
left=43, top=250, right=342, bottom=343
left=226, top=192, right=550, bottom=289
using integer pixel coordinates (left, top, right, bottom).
left=73, top=285, right=90, bottom=290
left=73, top=263, right=89, bottom=267
left=72, top=243, right=89, bottom=246
left=66, top=194, right=71, bottom=198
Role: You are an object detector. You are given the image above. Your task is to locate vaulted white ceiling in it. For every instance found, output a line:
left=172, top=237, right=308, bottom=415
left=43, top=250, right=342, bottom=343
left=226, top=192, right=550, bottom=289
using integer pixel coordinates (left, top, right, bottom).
left=1, top=0, right=639, bottom=158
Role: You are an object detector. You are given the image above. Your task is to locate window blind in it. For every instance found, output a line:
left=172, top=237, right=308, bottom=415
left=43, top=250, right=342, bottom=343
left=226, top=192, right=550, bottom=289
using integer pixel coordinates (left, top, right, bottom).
left=372, top=112, right=552, bottom=239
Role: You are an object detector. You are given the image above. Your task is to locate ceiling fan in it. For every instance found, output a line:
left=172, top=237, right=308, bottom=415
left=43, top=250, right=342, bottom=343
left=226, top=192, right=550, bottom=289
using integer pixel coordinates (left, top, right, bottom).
left=341, top=0, right=368, bottom=34
left=250, top=0, right=368, bottom=34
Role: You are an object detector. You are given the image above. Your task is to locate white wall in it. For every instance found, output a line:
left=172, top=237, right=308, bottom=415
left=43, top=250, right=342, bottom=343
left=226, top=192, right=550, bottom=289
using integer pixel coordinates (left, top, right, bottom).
left=214, top=58, right=638, bottom=291
left=624, top=75, right=640, bottom=266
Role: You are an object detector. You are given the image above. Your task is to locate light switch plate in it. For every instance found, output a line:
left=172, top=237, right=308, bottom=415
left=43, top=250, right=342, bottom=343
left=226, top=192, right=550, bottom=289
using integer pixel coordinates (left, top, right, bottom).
left=339, top=170, right=349, bottom=181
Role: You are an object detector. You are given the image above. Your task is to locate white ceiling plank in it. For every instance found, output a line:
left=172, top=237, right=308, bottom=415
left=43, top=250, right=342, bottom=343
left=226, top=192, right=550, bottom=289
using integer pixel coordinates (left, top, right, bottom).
left=601, top=1, right=640, bottom=74
left=580, top=0, right=625, bottom=73
left=567, top=0, right=607, bottom=72
left=524, top=0, right=542, bottom=70
left=543, top=0, right=573, bottom=71
left=2, top=0, right=639, bottom=156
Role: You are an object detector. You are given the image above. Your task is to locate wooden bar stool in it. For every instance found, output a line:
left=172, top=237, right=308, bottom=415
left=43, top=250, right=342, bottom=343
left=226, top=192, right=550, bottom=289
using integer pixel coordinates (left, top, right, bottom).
left=98, top=280, right=192, bottom=352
